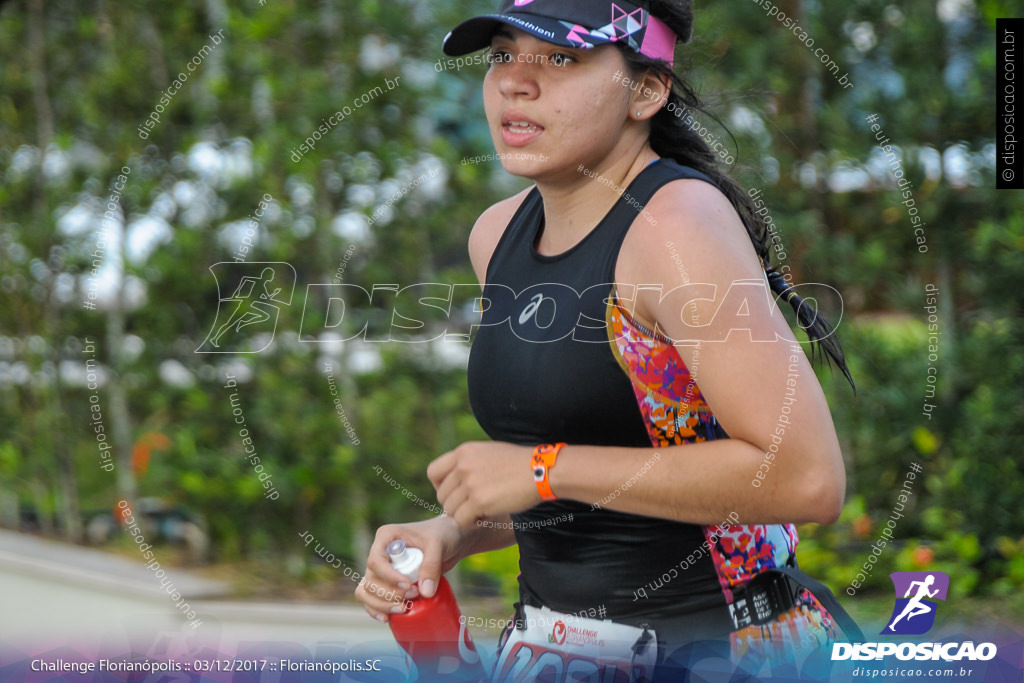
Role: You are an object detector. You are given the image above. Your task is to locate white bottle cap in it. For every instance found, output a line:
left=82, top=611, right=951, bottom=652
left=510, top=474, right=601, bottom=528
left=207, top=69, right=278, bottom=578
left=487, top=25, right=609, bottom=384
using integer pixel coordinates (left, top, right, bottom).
left=386, top=540, right=424, bottom=582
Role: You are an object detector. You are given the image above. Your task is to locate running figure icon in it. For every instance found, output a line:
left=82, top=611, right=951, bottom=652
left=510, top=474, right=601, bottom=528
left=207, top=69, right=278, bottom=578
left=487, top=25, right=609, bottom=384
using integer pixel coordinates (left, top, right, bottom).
left=209, top=267, right=285, bottom=348
left=887, top=574, right=939, bottom=631
left=197, top=263, right=296, bottom=353
left=881, top=571, right=949, bottom=635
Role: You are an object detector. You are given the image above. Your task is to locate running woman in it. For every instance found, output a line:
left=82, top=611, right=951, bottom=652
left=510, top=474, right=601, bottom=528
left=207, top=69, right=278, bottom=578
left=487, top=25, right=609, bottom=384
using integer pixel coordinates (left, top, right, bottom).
left=356, top=1, right=860, bottom=679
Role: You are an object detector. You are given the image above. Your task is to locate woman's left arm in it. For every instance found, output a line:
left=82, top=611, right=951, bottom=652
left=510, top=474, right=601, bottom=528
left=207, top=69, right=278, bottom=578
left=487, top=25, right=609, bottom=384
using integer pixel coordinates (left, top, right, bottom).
left=430, top=180, right=846, bottom=528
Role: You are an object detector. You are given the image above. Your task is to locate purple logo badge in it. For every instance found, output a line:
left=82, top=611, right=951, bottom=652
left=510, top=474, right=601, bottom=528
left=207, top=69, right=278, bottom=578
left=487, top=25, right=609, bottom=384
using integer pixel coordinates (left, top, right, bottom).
left=881, top=571, right=949, bottom=635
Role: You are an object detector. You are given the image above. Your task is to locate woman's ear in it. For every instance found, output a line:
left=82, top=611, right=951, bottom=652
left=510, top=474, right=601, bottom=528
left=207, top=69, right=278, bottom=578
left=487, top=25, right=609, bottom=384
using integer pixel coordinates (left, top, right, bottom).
left=631, top=71, right=671, bottom=120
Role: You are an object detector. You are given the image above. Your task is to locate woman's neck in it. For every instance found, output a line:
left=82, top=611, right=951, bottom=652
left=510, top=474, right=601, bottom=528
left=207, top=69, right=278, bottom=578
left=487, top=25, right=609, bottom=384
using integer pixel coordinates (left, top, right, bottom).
left=532, top=142, right=661, bottom=256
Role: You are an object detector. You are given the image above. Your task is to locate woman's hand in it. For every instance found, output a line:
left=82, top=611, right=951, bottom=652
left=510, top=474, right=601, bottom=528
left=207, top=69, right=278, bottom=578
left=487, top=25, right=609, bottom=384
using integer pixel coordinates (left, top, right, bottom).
left=355, top=515, right=463, bottom=623
left=428, top=441, right=540, bottom=528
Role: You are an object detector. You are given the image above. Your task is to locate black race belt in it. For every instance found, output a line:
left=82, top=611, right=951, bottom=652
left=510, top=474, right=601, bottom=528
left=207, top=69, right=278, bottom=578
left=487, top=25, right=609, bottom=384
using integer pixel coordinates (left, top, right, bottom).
left=521, top=559, right=864, bottom=644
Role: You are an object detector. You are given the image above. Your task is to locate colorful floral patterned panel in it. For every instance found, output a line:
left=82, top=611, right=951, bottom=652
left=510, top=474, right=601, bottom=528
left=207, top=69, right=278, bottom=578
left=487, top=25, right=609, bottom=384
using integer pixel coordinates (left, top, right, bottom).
left=606, top=293, right=799, bottom=598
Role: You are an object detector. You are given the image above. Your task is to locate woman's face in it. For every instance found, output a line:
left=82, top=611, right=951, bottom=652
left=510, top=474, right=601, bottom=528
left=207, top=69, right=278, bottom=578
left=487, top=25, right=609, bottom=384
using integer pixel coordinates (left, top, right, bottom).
left=482, top=27, right=640, bottom=181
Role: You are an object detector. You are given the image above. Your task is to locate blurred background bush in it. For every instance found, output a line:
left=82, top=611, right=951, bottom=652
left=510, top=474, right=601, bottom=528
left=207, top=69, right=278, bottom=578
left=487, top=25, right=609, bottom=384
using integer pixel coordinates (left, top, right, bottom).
left=0, top=0, right=1019, bottom=624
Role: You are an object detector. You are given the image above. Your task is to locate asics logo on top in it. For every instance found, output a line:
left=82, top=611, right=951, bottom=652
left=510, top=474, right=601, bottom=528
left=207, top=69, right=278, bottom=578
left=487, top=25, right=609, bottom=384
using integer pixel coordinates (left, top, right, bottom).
left=518, top=293, right=555, bottom=326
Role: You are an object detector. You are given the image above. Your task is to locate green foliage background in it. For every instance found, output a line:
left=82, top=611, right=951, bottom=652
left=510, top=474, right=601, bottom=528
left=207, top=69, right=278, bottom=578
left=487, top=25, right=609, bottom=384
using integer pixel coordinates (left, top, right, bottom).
left=0, top=0, right=1020, bottom=617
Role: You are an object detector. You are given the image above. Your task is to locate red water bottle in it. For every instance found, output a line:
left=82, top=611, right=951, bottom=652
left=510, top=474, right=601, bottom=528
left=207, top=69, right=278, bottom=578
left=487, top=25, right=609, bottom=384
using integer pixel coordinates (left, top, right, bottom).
left=387, top=539, right=488, bottom=681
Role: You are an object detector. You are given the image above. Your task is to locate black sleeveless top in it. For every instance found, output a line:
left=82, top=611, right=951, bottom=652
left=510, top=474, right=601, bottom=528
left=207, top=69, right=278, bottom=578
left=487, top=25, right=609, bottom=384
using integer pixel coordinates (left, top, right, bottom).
left=466, top=160, right=733, bottom=620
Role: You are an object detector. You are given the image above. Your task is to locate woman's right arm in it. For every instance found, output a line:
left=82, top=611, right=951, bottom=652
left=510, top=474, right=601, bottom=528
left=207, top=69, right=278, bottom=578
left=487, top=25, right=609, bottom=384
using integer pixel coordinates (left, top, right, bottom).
left=356, top=187, right=532, bottom=622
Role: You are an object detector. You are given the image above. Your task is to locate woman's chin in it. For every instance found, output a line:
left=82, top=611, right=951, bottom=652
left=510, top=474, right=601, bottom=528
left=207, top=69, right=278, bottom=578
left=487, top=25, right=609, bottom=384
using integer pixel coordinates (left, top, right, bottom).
left=498, top=156, right=555, bottom=180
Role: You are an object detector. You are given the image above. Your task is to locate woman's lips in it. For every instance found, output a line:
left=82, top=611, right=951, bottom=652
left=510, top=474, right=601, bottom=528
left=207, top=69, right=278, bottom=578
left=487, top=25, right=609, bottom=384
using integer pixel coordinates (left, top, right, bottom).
left=500, top=114, right=544, bottom=148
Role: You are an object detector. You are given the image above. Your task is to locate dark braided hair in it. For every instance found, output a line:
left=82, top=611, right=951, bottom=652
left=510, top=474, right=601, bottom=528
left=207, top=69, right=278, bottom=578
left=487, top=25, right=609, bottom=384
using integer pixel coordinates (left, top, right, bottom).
left=619, top=0, right=855, bottom=390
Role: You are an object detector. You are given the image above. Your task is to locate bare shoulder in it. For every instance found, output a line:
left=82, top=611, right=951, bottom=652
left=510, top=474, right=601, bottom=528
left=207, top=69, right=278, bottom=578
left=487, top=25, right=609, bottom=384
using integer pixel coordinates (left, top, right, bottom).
left=615, top=176, right=768, bottom=333
left=618, top=177, right=762, bottom=293
left=468, top=186, right=534, bottom=285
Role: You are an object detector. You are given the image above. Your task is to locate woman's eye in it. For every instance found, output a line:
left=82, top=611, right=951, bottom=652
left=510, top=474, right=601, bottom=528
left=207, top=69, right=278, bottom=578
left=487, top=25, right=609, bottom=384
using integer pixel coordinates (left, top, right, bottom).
left=550, top=53, right=576, bottom=67
left=487, top=50, right=513, bottom=65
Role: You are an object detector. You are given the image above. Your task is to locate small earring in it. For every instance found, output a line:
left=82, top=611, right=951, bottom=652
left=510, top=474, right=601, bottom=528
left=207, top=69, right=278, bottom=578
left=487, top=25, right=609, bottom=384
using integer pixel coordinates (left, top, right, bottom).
left=636, top=111, right=643, bottom=118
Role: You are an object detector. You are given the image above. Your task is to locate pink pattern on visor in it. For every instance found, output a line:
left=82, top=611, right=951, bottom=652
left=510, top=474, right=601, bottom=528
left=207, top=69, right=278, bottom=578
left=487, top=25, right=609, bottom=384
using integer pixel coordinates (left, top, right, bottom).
left=639, top=14, right=676, bottom=65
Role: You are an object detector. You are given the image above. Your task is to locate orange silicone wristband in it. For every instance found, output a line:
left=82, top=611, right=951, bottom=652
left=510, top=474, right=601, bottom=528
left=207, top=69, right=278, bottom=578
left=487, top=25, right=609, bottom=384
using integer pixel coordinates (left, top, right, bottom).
left=531, top=443, right=566, bottom=502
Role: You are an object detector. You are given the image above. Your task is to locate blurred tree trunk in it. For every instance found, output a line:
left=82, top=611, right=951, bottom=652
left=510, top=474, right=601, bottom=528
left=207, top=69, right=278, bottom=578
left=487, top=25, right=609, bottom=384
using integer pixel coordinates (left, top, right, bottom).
left=337, top=276, right=370, bottom=565
left=30, top=0, right=81, bottom=541
left=791, top=0, right=829, bottom=236
left=48, top=280, right=81, bottom=542
left=107, top=224, right=135, bottom=507
left=31, top=479, right=53, bottom=534
left=27, top=0, right=52, bottom=214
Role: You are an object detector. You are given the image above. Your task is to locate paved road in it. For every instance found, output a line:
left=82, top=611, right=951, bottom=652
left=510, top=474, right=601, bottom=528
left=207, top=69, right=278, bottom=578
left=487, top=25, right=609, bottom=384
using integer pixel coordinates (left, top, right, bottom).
left=0, top=529, right=508, bottom=680
left=0, top=529, right=397, bottom=654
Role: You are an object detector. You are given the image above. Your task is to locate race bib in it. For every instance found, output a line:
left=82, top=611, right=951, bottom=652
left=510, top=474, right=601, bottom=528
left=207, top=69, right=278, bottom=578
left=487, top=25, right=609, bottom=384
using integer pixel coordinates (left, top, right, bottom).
left=491, top=605, right=657, bottom=683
